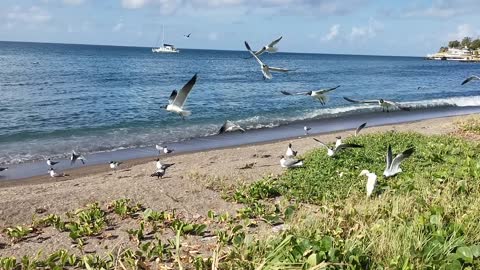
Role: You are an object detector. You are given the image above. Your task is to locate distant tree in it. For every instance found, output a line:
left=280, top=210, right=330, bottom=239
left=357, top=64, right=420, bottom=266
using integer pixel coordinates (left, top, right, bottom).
left=448, top=40, right=461, bottom=48
left=438, top=46, right=449, bottom=53
left=461, top=37, right=472, bottom=48
left=470, top=39, right=480, bottom=50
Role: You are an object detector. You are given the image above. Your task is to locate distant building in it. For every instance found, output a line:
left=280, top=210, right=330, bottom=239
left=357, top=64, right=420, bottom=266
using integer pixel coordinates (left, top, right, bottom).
left=427, top=46, right=478, bottom=61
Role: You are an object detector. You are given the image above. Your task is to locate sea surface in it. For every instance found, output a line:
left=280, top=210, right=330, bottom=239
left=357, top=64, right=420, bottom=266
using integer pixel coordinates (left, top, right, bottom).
left=1, top=41, right=480, bottom=166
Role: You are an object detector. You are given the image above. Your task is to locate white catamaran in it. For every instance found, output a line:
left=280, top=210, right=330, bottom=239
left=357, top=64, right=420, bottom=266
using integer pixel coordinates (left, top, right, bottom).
left=152, top=25, right=179, bottom=54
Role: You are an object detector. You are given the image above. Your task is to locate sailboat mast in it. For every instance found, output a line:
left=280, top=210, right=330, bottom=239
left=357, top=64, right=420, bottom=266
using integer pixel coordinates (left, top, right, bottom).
left=162, top=24, right=165, bottom=46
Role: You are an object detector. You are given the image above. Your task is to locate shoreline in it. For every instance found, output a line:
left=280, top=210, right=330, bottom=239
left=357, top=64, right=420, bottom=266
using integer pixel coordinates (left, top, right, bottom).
left=1, top=106, right=480, bottom=186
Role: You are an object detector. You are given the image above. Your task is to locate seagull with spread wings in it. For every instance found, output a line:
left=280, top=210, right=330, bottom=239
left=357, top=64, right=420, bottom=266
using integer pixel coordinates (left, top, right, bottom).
left=335, top=122, right=367, bottom=147
left=313, top=138, right=363, bottom=157
left=246, top=36, right=283, bottom=58
left=165, top=74, right=198, bottom=119
left=344, top=97, right=410, bottom=112
left=244, top=41, right=289, bottom=80
left=383, top=145, right=415, bottom=178
left=218, top=121, right=245, bottom=134
left=461, top=75, right=480, bottom=85
left=281, top=85, right=340, bottom=105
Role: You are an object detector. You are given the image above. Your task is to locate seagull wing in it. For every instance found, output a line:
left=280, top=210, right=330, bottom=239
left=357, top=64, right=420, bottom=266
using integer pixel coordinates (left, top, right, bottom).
left=269, top=66, right=289, bottom=73
left=218, top=121, right=230, bottom=134
left=280, top=91, right=308, bottom=96
left=461, top=75, right=480, bottom=85
left=313, top=138, right=330, bottom=150
left=335, top=143, right=363, bottom=151
left=315, top=85, right=341, bottom=94
left=254, top=47, right=267, bottom=56
left=283, top=158, right=303, bottom=167
left=385, top=145, right=393, bottom=171
left=390, top=147, right=415, bottom=173
left=268, top=36, right=283, bottom=47
left=355, top=122, right=367, bottom=137
left=245, top=41, right=265, bottom=66
left=168, top=90, right=177, bottom=105
left=343, top=97, right=379, bottom=104
left=172, top=74, right=197, bottom=108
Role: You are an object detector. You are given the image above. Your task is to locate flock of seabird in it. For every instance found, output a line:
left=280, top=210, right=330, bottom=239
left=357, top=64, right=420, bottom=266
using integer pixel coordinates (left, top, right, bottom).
left=0, top=36, right=479, bottom=184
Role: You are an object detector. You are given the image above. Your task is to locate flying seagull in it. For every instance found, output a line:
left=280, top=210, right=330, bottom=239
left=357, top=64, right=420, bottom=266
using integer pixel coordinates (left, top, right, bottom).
left=0, top=167, right=8, bottom=173
left=281, top=85, right=341, bottom=105
left=383, top=145, right=415, bottom=178
left=165, top=74, right=198, bottom=119
left=461, top=75, right=480, bottom=85
left=156, top=145, right=174, bottom=155
left=304, top=126, right=311, bottom=135
left=313, top=138, right=363, bottom=157
left=155, top=159, right=175, bottom=170
left=244, top=41, right=289, bottom=80
left=218, top=121, right=245, bottom=134
left=335, top=122, right=367, bottom=147
left=280, top=155, right=303, bottom=168
left=184, top=33, right=191, bottom=38
left=246, top=36, right=283, bottom=58
left=359, top=170, right=377, bottom=198
left=70, top=151, right=86, bottom=165
left=344, top=97, right=410, bottom=112
left=109, top=161, right=122, bottom=170
left=285, top=143, right=298, bottom=158
left=47, top=158, right=60, bottom=167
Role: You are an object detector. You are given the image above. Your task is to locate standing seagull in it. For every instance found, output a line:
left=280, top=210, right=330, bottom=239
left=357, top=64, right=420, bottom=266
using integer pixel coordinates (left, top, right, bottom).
left=109, top=161, right=122, bottom=170
left=70, top=151, right=86, bottom=165
left=383, top=145, right=415, bottom=178
left=244, top=41, right=289, bottom=80
left=156, top=145, right=174, bottom=155
left=155, top=159, right=175, bottom=170
left=285, top=143, right=298, bottom=158
left=313, top=138, right=363, bottom=157
left=218, top=121, right=245, bottom=134
left=280, top=155, right=303, bottom=168
left=304, top=126, right=311, bottom=135
left=247, top=36, right=283, bottom=57
left=359, top=170, right=377, bottom=198
left=150, top=164, right=173, bottom=179
left=335, top=122, right=367, bottom=147
left=47, top=158, right=60, bottom=167
left=281, top=85, right=341, bottom=105
left=48, top=168, right=66, bottom=178
left=165, top=74, right=198, bottom=119
left=344, top=97, right=410, bottom=112
left=461, top=75, right=480, bottom=85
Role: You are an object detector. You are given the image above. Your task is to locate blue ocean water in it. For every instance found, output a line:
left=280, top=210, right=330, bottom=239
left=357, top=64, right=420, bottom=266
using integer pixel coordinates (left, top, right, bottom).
left=1, top=41, right=480, bottom=165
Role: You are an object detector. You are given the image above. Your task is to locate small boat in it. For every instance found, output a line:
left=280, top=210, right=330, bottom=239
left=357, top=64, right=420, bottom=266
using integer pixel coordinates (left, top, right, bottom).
left=152, top=25, right=179, bottom=54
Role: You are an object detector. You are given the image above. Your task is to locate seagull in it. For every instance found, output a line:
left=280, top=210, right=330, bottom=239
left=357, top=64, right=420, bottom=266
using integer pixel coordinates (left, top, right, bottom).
left=286, top=143, right=298, bottom=158
left=304, top=126, right=311, bottom=135
left=383, top=145, right=415, bottom=178
left=335, top=122, right=367, bottom=147
left=461, top=75, right=480, bottom=85
left=109, top=161, right=122, bottom=170
left=155, top=159, right=175, bottom=170
left=247, top=36, right=283, bottom=57
left=343, top=97, right=410, bottom=112
left=281, top=85, right=341, bottom=105
left=156, top=145, right=174, bottom=155
left=218, top=121, right=245, bottom=134
left=313, top=138, right=363, bottom=157
left=48, top=168, right=65, bottom=178
left=150, top=165, right=172, bottom=179
left=184, top=33, right=191, bottom=38
left=164, top=74, right=198, bottom=119
left=47, top=158, right=60, bottom=167
left=70, top=151, right=86, bottom=165
left=0, top=167, right=8, bottom=173
left=359, top=170, right=377, bottom=198
left=244, top=41, right=289, bottom=80
left=280, top=155, right=303, bottom=168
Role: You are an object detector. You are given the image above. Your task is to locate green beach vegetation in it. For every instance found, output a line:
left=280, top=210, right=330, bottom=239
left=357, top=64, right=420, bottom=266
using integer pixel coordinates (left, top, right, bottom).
left=438, top=37, right=480, bottom=54
left=2, top=128, right=480, bottom=269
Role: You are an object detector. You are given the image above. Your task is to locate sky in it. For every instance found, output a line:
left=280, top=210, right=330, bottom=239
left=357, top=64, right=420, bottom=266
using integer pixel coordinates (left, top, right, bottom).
left=0, top=0, right=479, bottom=56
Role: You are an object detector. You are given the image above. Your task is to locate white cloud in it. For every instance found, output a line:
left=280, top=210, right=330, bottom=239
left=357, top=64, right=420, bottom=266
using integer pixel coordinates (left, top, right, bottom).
left=112, top=22, right=124, bottom=32
left=403, top=0, right=480, bottom=18
left=448, top=24, right=479, bottom=40
left=323, top=24, right=340, bottom=41
left=6, top=6, right=51, bottom=24
left=349, top=18, right=382, bottom=41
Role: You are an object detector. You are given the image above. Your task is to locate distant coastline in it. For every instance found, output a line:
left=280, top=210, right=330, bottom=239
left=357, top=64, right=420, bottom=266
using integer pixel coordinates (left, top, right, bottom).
left=426, top=36, right=480, bottom=62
